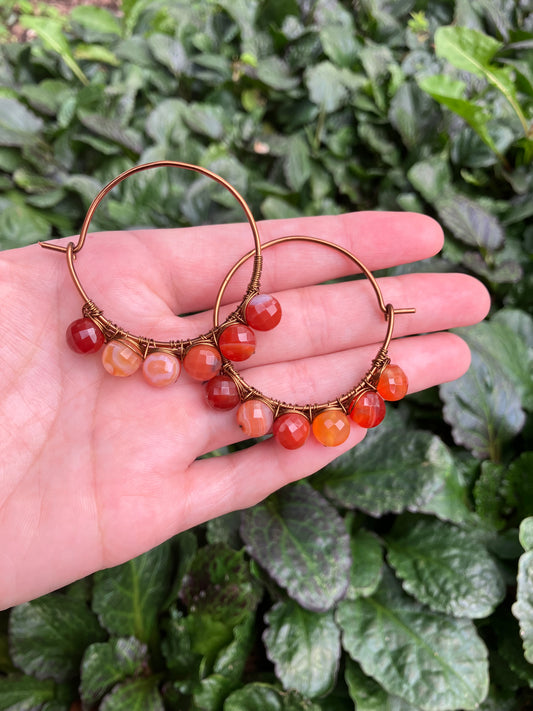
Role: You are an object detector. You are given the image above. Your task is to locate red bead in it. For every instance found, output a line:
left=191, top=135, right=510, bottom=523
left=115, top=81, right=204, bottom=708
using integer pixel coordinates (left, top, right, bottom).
left=236, top=400, right=274, bottom=437
left=183, top=344, right=222, bottom=381
left=350, top=391, right=386, bottom=428
left=245, top=294, right=282, bottom=331
left=66, top=317, right=105, bottom=354
left=218, top=324, right=256, bottom=362
left=312, top=410, right=350, bottom=447
left=377, top=364, right=408, bottom=401
left=273, top=412, right=310, bottom=449
left=205, top=375, right=240, bottom=410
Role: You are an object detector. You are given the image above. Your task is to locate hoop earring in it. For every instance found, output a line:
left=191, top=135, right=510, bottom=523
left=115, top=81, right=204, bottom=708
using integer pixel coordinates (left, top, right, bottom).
left=40, top=161, right=279, bottom=387
left=208, top=235, right=415, bottom=449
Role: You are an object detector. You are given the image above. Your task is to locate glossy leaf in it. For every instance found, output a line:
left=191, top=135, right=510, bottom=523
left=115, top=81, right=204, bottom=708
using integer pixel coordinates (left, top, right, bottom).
left=224, top=683, right=321, bottom=711
left=0, top=675, right=56, bottom=710
left=322, top=411, right=456, bottom=518
left=337, top=572, right=489, bottom=710
left=387, top=517, right=505, bottom=618
left=519, top=517, right=533, bottom=552
left=0, top=97, right=44, bottom=146
left=92, top=541, right=173, bottom=642
left=512, top=519, right=533, bottom=663
left=437, top=194, right=505, bottom=250
left=345, top=658, right=421, bottom=711
left=9, top=595, right=105, bottom=682
left=263, top=601, right=340, bottom=698
left=241, top=481, right=351, bottom=611
left=70, top=5, right=122, bottom=36
left=100, top=678, right=164, bottom=711
left=80, top=637, right=148, bottom=706
left=346, top=529, right=383, bottom=599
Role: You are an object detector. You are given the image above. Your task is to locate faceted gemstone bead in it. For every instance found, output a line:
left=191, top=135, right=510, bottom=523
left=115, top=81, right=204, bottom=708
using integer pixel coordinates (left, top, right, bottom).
left=350, top=390, right=386, bottom=428
left=218, top=324, right=256, bottom=362
left=183, top=344, right=222, bottom=381
left=236, top=400, right=274, bottom=437
left=245, top=294, right=282, bottom=331
left=312, top=409, right=350, bottom=447
left=205, top=375, right=240, bottom=410
left=102, top=339, right=143, bottom=377
left=142, top=351, right=181, bottom=388
left=377, top=363, right=408, bottom=401
left=273, top=412, right=310, bottom=450
left=66, top=317, right=105, bottom=354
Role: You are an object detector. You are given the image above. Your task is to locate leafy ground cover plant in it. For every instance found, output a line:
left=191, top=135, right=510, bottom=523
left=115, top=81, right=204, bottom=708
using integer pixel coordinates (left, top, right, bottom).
left=0, top=0, right=532, bottom=709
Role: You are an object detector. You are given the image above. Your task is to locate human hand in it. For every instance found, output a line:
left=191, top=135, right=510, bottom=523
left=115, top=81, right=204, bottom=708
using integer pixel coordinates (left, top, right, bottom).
left=0, top=211, right=489, bottom=608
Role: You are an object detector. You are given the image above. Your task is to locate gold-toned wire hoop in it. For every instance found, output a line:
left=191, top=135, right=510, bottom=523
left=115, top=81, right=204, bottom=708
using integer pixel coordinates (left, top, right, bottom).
left=211, top=235, right=416, bottom=445
left=40, top=160, right=264, bottom=359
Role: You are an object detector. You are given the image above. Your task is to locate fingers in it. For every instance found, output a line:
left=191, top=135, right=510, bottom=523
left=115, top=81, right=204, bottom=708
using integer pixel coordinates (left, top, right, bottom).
left=185, top=331, right=470, bottom=521
left=33, top=212, right=444, bottom=317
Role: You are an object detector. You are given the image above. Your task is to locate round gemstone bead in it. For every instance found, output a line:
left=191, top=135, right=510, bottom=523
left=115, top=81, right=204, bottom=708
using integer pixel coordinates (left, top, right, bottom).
left=312, top=410, right=350, bottom=447
left=142, top=351, right=181, bottom=388
left=66, top=317, right=105, bottom=354
left=350, top=390, right=386, bottom=428
left=236, top=400, right=274, bottom=437
left=205, top=375, right=240, bottom=410
left=218, top=324, right=256, bottom=362
left=183, top=344, right=222, bottom=381
left=273, top=412, right=310, bottom=450
left=102, top=339, right=143, bottom=377
left=245, top=294, right=282, bottom=331
left=377, top=364, right=408, bottom=401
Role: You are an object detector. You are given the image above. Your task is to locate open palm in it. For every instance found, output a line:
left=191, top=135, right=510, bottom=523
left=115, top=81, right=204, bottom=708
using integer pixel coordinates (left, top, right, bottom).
left=0, top=211, right=489, bottom=608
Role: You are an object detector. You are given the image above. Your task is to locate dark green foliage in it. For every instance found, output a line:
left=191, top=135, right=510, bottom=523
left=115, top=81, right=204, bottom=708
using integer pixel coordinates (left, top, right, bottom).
left=1, top=0, right=532, bottom=708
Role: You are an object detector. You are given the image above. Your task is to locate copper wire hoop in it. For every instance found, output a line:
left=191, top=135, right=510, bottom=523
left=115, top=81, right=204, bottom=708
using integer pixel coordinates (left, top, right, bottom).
left=40, top=160, right=264, bottom=357
left=213, top=235, right=415, bottom=421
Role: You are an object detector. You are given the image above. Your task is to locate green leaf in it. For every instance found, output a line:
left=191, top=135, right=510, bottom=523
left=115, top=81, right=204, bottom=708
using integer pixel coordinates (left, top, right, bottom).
left=70, top=5, right=122, bottom=36
left=241, top=481, right=351, bottom=611
left=512, top=548, right=533, bottom=664
left=322, top=411, right=456, bottom=518
left=418, top=74, right=498, bottom=153
left=224, top=683, right=321, bottom=711
left=9, top=595, right=105, bottom=682
left=319, top=25, right=359, bottom=68
left=100, top=678, right=164, bottom=711
left=387, top=517, right=505, bottom=618
left=345, top=658, right=421, bottom=711
left=74, top=44, right=120, bottom=66
left=0, top=97, right=44, bottom=147
left=92, top=541, right=173, bottom=642
left=19, top=16, right=88, bottom=85
left=0, top=202, right=51, bottom=247
left=347, top=529, right=383, bottom=599
left=337, top=572, right=489, bottom=711
left=441, top=313, right=532, bottom=460
left=0, top=676, right=56, bottom=711
left=78, top=112, right=143, bottom=154
left=519, top=518, right=533, bottom=552
left=305, top=62, right=350, bottom=112
left=407, top=155, right=453, bottom=205
left=284, top=134, right=311, bottom=192
left=147, top=34, right=190, bottom=75
left=257, top=56, right=299, bottom=91
left=80, top=637, right=148, bottom=706
left=437, top=194, right=505, bottom=250
left=263, top=601, right=340, bottom=698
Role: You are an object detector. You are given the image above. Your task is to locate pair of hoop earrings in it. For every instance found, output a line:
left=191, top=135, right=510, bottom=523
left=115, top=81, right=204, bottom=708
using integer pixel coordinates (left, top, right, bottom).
left=41, top=161, right=415, bottom=450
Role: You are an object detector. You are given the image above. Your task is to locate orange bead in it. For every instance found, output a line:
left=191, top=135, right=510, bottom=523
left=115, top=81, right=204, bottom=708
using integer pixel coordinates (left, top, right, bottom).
left=236, top=400, right=274, bottom=437
left=102, top=340, right=143, bottom=377
left=142, top=351, right=181, bottom=387
left=183, top=344, right=222, bottom=381
left=273, top=412, right=310, bottom=449
left=350, top=391, right=386, bottom=428
left=377, top=364, right=408, bottom=401
left=245, top=294, right=282, bottom=331
left=218, top=324, right=256, bottom=361
left=312, top=410, right=350, bottom=447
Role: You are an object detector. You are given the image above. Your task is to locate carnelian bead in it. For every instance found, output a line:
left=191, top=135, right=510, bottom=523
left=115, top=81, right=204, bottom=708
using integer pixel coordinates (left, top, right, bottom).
left=66, top=318, right=105, bottom=354
left=236, top=400, right=274, bottom=437
left=245, top=294, right=282, bottom=331
left=312, top=410, right=350, bottom=447
left=205, top=375, right=240, bottom=410
left=102, top=340, right=143, bottom=377
left=350, top=391, right=386, bottom=428
left=218, top=324, right=256, bottom=361
left=183, top=344, right=222, bottom=381
left=273, top=412, right=310, bottom=449
left=377, top=364, right=408, bottom=401
left=142, top=351, right=181, bottom=387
